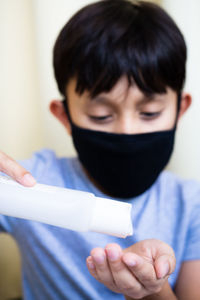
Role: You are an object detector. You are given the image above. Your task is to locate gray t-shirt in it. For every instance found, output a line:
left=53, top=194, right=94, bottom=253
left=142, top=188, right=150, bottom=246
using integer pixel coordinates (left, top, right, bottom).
left=0, top=149, right=200, bottom=299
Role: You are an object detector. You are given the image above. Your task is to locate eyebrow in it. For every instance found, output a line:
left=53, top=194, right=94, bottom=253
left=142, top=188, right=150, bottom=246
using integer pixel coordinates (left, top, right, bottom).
left=138, top=95, right=163, bottom=104
left=91, top=94, right=164, bottom=104
left=91, top=96, right=113, bottom=103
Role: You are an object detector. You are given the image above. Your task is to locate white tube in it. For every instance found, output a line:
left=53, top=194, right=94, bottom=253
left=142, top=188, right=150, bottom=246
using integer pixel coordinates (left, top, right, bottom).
left=0, top=175, right=133, bottom=238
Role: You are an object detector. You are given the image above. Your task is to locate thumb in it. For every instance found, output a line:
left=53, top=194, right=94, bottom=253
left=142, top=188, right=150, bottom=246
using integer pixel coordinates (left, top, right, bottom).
left=154, top=253, right=176, bottom=279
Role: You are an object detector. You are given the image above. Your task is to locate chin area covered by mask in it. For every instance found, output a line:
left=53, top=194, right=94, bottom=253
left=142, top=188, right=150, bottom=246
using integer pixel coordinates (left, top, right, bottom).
left=62, top=99, right=177, bottom=199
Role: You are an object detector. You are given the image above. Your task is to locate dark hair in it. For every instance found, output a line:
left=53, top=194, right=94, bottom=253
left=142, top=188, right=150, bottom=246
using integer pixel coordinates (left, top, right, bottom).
left=53, top=0, right=187, bottom=98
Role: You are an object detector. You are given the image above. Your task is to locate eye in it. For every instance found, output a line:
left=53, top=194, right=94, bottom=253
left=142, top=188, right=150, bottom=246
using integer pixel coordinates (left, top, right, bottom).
left=140, top=111, right=161, bottom=120
left=89, top=115, right=112, bottom=122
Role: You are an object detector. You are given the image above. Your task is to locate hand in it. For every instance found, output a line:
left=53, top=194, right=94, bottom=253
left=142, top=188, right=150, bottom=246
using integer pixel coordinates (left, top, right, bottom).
left=86, top=239, right=176, bottom=299
left=0, top=151, right=36, bottom=186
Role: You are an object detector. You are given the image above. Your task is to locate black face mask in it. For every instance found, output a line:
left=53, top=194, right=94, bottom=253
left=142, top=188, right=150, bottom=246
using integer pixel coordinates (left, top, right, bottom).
left=63, top=99, right=177, bottom=199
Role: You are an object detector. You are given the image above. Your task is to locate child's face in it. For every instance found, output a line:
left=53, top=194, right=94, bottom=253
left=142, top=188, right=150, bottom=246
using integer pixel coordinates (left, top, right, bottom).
left=50, top=75, right=191, bottom=196
left=63, top=76, right=189, bottom=134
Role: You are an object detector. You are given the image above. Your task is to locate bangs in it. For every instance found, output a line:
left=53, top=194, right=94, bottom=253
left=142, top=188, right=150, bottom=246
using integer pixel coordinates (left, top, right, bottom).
left=74, top=33, right=170, bottom=98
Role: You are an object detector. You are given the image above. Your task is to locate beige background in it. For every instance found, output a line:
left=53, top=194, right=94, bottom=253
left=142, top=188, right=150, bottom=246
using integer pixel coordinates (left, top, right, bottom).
left=0, top=0, right=199, bottom=299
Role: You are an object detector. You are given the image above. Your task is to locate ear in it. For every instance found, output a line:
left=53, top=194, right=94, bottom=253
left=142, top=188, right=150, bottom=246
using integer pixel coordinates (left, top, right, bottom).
left=49, top=100, right=72, bottom=135
left=177, top=92, right=192, bottom=121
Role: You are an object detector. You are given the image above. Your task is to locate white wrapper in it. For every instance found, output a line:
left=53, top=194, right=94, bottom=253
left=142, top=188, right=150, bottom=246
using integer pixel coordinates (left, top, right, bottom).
left=90, top=197, right=133, bottom=237
left=0, top=175, right=133, bottom=238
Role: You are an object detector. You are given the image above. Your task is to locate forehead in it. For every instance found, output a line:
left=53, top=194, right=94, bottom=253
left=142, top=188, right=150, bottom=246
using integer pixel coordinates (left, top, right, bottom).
left=67, top=76, right=175, bottom=105
left=96, top=76, right=135, bottom=101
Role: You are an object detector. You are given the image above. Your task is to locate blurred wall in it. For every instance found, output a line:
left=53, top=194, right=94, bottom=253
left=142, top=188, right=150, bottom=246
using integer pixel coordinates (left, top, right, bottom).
left=163, top=0, right=200, bottom=181
left=0, top=0, right=199, bottom=299
left=0, top=0, right=44, bottom=160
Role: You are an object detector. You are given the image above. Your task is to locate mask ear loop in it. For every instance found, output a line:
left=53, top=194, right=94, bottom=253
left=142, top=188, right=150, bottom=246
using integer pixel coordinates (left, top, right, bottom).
left=174, top=92, right=182, bottom=128
left=62, top=98, right=73, bottom=125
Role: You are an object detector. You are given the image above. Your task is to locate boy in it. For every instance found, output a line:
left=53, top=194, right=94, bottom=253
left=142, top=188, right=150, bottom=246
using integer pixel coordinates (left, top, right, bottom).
left=0, top=0, right=200, bottom=299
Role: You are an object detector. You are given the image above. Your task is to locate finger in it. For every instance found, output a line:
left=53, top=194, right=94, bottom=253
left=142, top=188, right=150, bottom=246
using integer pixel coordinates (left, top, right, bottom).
left=124, top=239, right=175, bottom=281
left=0, top=151, right=36, bottom=186
left=122, top=252, right=163, bottom=292
left=90, top=247, right=117, bottom=291
left=150, top=239, right=176, bottom=279
left=154, top=254, right=176, bottom=279
left=105, top=244, right=142, bottom=294
left=86, top=256, right=99, bottom=280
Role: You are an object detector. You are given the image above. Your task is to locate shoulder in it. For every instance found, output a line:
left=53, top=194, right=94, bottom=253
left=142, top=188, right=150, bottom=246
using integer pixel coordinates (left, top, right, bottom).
left=155, top=170, right=200, bottom=207
left=18, top=148, right=89, bottom=190
left=19, top=149, right=57, bottom=174
left=18, top=149, right=76, bottom=185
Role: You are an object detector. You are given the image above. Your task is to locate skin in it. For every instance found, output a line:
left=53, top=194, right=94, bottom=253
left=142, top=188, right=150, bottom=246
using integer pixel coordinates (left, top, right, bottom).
left=1, top=76, right=199, bottom=299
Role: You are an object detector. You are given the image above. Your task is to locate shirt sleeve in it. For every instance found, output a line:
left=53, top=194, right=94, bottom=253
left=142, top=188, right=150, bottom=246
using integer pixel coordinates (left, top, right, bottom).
left=182, top=185, right=200, bottom=261
left=0, top=215, right=13, bottom=233
left=0, top=172, right=13, bottom=233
